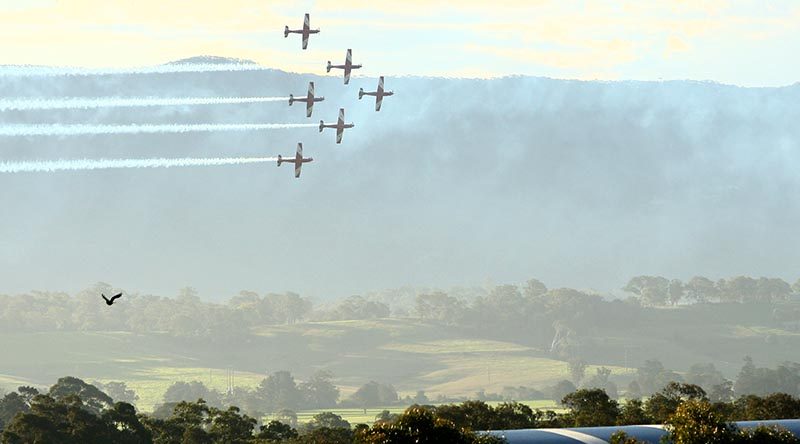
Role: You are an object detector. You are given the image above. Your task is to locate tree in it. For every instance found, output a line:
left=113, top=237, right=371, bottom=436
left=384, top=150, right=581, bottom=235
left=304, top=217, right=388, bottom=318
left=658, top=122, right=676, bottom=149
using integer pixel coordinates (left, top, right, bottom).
left=163, top=381, right=221, bottom=407
left=719, top=276, right=757, bottom=303
left=646, top=382, right=707, bottom=424
left=623, top=276, right=669, bottom=306
left=349, top=381, right=397, bottom=408
left=610, top=431, right=649, bottom=444
left=2, top=394, right=131, bottom=444
left=100, top=402, right=151, bottom=444
left=257, top=371, right=301, bottom=412
left=617, top=399, right=651, bottom=425
left=664, top=399, right=734, bottom=444
left=561, top=388, right=619, bottom=427
left=374, top=410, right=399, bottom=425
left=550, top=380, right=577, bottom=405
left=330, top=296, right=390, bottom=320
left=414, top=292, right=465, bottom=324
left=736, top=425, right=800, bottom=443
left=435, top=401, right=499, bottom=430
left=298, top=371, right=339, bottom=409
left=305, top=412, right=351, bottom=430
left=583, top=367, right=618, bottom=399
left=94, top=381, right=138, bottom=405
left=668, top=279, right=685, bottom=305
left=207, top=406, right=257, bottom=444
left=0, top=391, right=32, bottom=429
left=523, top=279, right=548, bottom=298
left=626, top=380, right=642, bottom=400
left=686, top=363, right=728, bottom=396
left=257, top=420, right=298, bottom=441
left=568, top=359, right=587, bottom=385
left=358, top=405, right=502, bottom=444
left=686, top=276, right=718, bottom=303
left=732, top=393, right=800, bottom=421
left=48, top=377, right=113, bottom=415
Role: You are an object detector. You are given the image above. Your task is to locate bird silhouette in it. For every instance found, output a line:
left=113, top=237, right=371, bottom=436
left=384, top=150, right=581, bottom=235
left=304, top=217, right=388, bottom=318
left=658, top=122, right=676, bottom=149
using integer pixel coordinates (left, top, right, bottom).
left=102, top=293, right=123, bottom=306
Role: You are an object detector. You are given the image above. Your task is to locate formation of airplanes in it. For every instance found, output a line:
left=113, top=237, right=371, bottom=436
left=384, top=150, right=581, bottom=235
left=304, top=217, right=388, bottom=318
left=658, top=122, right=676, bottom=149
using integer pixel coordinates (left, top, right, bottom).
left=280, top=13, right=394, bottom=179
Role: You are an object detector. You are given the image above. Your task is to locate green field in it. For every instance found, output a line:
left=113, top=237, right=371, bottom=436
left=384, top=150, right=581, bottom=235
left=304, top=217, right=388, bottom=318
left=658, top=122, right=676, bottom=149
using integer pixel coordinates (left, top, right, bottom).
left=4, top=313, right=798, bottom=416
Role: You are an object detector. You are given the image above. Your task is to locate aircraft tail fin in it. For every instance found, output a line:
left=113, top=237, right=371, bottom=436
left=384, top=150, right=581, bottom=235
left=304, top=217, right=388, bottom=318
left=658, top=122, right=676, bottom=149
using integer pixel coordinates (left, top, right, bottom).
left=319, top=120, right=324, bottom=132
left=288, top=94, right=294, bottom=105
left=284, top=25, right=289, bottom=38
left=326, top=61, right=332, bottom=73
left=277, top=155, right=283, bottom=166
left=358, top=88, right=364, bottom=99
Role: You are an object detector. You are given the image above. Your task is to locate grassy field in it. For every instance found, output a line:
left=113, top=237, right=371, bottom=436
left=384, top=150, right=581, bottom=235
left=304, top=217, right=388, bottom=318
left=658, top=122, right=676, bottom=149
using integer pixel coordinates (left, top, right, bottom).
left=5, top=314, right=797, bottom=416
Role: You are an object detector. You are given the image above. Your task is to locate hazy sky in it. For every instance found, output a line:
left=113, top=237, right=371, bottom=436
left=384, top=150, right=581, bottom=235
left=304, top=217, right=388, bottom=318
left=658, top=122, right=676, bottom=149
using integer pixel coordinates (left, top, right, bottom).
left=0, top=0, right=798, bottom=86
left=0, top=1, right=798, bottom=300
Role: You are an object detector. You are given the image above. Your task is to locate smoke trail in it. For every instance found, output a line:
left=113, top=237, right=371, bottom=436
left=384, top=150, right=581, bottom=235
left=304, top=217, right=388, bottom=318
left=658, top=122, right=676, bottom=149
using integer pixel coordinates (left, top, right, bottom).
left=0, top=123, right=318, bottom=137
left=0, top=157, right=279, bottom=173
left=0, top=64, right=267, bottom=77
left=0, top=97, right=289, bottom=111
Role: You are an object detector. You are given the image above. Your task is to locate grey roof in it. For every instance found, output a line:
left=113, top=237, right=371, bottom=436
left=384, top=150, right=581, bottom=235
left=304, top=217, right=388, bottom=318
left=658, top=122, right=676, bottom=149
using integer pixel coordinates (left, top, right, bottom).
left=484, top=419, right=800, bottom=444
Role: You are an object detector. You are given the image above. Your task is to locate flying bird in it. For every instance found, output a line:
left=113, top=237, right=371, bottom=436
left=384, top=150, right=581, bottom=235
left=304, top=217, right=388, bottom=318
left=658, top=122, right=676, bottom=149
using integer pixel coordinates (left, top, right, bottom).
left=102, top=293, right=123, bottom=306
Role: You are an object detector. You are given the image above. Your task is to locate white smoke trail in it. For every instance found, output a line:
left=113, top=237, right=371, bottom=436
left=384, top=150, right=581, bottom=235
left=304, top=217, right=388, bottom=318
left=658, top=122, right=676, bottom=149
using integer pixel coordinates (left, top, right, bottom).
left=0, top=96, right=289, bottom=111
left=0, top=157, right=279, bottom=173
left=0, top=64, right=266, bottom=77
left=0, top=123, right=318, bottom=136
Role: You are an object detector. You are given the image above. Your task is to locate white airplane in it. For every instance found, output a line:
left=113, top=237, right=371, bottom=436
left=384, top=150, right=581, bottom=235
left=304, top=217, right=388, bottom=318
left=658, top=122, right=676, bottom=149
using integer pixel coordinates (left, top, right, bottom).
left=277, top=143, right=314, bottom=178
left=326, top=49, right=362, bottom=85
left=284, top=13, right=319, bottom=50
left=359, top=76, right=394, bottom=111
left=319, top=108, right=354, bottom=144
left=289, top=82, right=325, bottom=118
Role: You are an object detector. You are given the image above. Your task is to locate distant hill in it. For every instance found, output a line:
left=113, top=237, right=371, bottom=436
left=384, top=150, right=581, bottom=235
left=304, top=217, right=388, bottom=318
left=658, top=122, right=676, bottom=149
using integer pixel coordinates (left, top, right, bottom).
left=165, top=55, right=258, bottom=65
left=0, top=58, right=797, bottom=300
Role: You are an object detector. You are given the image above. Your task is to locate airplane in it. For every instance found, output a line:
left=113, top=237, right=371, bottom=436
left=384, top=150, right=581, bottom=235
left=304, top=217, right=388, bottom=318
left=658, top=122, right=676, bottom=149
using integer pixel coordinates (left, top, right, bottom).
left=326, top=49, right=362, bottom=85
left=277, top=142, right=314, bottom=178
left=284, top=13, right=319, bottom=50
left=289, top=82, right=325, bottom=118
left=359, top=76, right=394, bottom=111
left=319, top=108, right=354, bottom=144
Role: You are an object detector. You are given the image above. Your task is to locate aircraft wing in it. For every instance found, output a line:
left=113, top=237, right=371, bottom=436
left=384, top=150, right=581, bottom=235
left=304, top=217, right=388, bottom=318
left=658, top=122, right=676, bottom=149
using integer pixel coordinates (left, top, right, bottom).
left=304, top=13, right=310, bottom=30
left=346, top=49, right=352, bottom=64
left=344, top=67, right=351, bottom=85
left=302, top=35, right=309, bottom=50
left=337, top=108, right=344, bottom=126
left=336, top=127, right=343, bottom=144
left=375, top=95, right=383, bottom=112
left=295, top=162, right=302, bottom=178
left=378, top=76, right=384, bottom=95
left=296, top=142, right=303, bottom=157
left=306, top=83, right=314, bottom=116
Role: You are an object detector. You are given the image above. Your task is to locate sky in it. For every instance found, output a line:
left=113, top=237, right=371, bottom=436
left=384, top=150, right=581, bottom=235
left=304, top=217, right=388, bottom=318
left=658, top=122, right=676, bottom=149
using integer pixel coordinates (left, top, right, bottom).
left=0, top=1, right=798, bottom=300
left=0, top=0, right=798, bottom=86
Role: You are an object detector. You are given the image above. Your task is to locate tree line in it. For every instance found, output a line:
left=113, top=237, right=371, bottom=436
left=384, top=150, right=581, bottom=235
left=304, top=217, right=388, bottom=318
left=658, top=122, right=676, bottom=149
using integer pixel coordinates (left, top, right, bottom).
left=2, top=275, right=797, bottom=337
left=5, top=376, right=800, bottom=443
